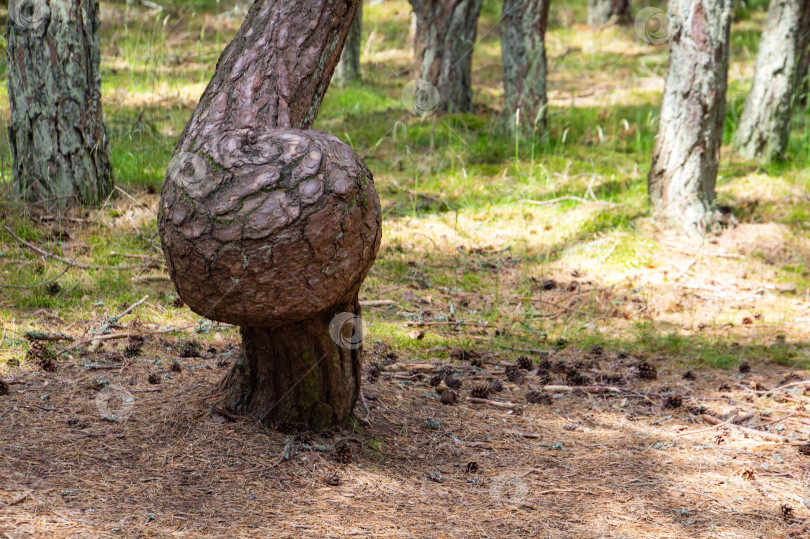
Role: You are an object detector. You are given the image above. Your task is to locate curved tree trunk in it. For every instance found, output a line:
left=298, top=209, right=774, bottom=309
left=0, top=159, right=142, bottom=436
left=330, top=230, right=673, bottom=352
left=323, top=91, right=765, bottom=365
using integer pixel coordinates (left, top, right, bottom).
left=733, top=0, right=810, bottom=161
left=6, top=0, right=114, bottom=207
left=501, top=0, right=551, bottom=137
left=409, top=0, right=485, bottom=113
left=167, top=0, right=367, bottom=431
left=648, top=0, right=732, bottom=237
left=587, top=0, right=630, bottom=26
left=334, top=0, right=363, bottom=86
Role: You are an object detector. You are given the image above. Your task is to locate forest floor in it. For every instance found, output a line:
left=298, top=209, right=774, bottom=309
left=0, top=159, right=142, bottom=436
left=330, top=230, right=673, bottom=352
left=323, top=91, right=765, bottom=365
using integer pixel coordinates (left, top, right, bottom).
left=2, top=0, right=810, bottom=537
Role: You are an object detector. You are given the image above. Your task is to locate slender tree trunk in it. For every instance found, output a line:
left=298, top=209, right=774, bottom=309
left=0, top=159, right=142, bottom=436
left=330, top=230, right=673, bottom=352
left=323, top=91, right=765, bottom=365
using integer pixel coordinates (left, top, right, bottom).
left=165, top=0, right=370, bottom=431
left=733, top=0, right=810, bottom=161
left=501, top=0, right=551, bottom=137
left=587, top=0, right=630, bottom=26
left=409, top=0, right=485, bottom=113
left=648, top=0, right=733, bottom=237
left=335, top=1, right=362, bottom=86
left=6, top=0, right=114, bottom=207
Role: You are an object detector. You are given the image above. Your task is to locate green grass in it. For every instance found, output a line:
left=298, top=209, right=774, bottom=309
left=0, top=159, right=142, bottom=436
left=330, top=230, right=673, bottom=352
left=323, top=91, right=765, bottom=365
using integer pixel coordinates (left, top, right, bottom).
left=0, top=0, right=808, bottom=373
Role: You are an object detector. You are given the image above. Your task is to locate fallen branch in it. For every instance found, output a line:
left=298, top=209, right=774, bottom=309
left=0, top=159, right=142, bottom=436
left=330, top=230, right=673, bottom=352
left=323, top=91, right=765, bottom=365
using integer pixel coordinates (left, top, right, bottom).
left=676, top=413, right=755, bottom=437
left=468, top=397, right=520, bottom=409
left=5, top=225, right=147, bottom=271
left=358, top=299, right=396, bottom=307
left=543, top=385, right=626, bottom=394
left=701, top=414, right=792, bottom=443
left=59, top=325, right=190, bottom=353
left=23, top=330, right=73, bottom=342
left=383, top=363, right=438, bottom=373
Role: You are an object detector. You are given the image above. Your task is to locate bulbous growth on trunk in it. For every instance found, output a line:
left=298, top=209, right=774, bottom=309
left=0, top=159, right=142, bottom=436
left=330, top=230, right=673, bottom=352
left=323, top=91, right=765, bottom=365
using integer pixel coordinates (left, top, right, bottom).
left=648, top=0, right=732, bottom=237
left=501, top=0, right=551, bottom=137
left=732, top=0, right=810, bottom=162
left=409, top=0, right=485, bottom=113
left=158, top=0, right=381, bottom=431
left=6, top=0, right=114, bottom=207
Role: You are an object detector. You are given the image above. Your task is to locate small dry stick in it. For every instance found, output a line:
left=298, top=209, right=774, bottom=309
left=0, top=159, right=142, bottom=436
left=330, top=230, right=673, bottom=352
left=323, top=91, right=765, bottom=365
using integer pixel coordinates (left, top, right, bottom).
left=467, top=397, right=520, bottom=409
left=701, top=414, right=792, bottom=443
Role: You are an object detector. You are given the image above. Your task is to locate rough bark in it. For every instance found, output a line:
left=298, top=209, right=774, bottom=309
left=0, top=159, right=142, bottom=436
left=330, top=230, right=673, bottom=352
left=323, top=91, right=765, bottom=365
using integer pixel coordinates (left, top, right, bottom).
left=409, top=0, right=485, bottom=113
left=501, top=0, right=551, bottom=137
left=223, top=304, right=362, bottom=432
left=648, top=0, right=733, bottom=237
left=334, top=1, right=362, bottom=85
left=587, top=0, right=631, bottom=26
left=733, top=0, right=810, bottom=161
left=158, top=0, right=382, bottom=431
left=6, top=0, right=114, bottom=207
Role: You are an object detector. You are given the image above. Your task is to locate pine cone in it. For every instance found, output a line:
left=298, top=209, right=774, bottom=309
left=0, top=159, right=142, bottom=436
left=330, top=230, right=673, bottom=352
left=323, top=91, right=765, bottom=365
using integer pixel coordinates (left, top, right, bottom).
left=526, top=390, right=552, bottom=404
left=429, top=374, right=443, bottom=387
left=682, top=370, right=697, bottom=380
left=718, top=383, right=732, bottom=392
left=45, top=281, right=61, bottom=294
left=537, top=356, right=551, bottom=372
left=170, top=359, right=183, bottom=373
left=443, top=376, right=462, bottom=389
left=589, top=345, right=604, bottom=357
left=125, top=335, right=144, bottom=357
left=180, top=341, right=201, bottom=358
left=739, top=361, right=751, bottom=374
left=148, top=373, right=161, bottom=385
left=636, top=361, right=657, bottom=381
left=470, top=383, right=489, bottom=399
left=440, top=390, right=458, bottom=405
left=465, top=461, right=479, bottom=473
left=551, top=359, right=567, bottom=374
left=366, top=362, right=380, bottom=383
left=27, top=342, right=55, bottom=372
left=565, top=366, right=590, bottom=386
left=172, top=296, right=185, bottom=308
left=662, top=393, right=682, bottom=409
left=781, top=503, right=795, bottom=521
left=488, top=379, right=503, bottom=393
left=334, top=441, right=352, bottom=463
left=515, top=356, right=533, bottom=370
left=506, top=366, right=525, bottom=384
left=0, top=379, right=8, bottom=396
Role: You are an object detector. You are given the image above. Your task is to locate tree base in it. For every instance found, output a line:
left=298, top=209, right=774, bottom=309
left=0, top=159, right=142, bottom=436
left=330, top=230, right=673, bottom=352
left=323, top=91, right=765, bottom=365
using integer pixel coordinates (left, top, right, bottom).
left=221, top=302, right=362, bottom=432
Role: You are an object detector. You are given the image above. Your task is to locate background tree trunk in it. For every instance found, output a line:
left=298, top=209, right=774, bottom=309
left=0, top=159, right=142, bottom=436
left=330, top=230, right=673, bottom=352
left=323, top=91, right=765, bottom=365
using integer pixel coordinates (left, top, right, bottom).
left=501, top=0, right=551, bottom=137
left=732, top=0, right=810, bottom=161
left=648, top=0, right=733, bottom=237
left=587, top=0, right=630, bottom=26
left=6, top=0, right=114, bottom=207
left=335, top=0, right=363, bottom=86
left=409, top=0, right=485, bottom=113
left=167, top=0, right=367, bottom=431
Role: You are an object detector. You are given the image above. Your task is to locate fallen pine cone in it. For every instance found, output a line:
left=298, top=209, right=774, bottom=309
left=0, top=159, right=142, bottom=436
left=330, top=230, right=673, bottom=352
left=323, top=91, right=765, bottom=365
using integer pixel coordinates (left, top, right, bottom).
left=334, top=441, right=352, bottom=464
left=440, top=390, right=458, bottom=405
left=662, top=393, right=682, bottom=409
left=526, top=390, right=552, bottom=405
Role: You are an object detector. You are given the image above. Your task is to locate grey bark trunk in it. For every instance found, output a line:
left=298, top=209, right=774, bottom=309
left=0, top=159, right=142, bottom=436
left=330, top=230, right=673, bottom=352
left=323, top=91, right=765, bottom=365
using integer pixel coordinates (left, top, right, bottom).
left=6, top=0, right=114, bottom=207
left=334, top=1, right=362, bottom=86
left=648, top=0, right=733, bottom=237
left=501, top=0, right=551, bottom=137
left=587, top=0, right=630, bottom=26
left=733, top=0, right=810, bottom=161
left=409, top=0, right=485, bottom=113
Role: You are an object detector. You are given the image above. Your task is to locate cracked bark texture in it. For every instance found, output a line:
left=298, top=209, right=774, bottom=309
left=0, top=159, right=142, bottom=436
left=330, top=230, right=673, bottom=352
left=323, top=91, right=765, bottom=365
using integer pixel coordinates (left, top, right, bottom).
left=334, top=0, right=362, bottom=85
left=158, top=0, right=381, bottom=431
left=732, top=0, right=810, bottom=161
left=587, top=0, right=630, bottom=26
left=648, top=0, right=732, bottom=237
left=501, top=0, right=551, bottom=137
left=6, top=0, right=114, bottom=207
left=408, top=0, right=484, bottom=113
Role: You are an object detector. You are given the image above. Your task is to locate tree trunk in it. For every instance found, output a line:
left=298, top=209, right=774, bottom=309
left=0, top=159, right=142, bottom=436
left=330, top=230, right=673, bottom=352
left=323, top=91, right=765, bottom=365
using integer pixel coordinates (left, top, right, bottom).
left=166, top=0, right=368, bottom=431
left=501, top=0, right=551, bottom=137
left=587, top=0, right=630, bottom=26
left=648, top=0, right=733, bottom=237
left=732, top=0, right=810, bottom=161
left=334, top=0, right=362, bottom=85
left=6, top=0, right=114, bottom=207
left=223, top=301, right=362, bottom=432
left=409, top=0, right=485, bottom=113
